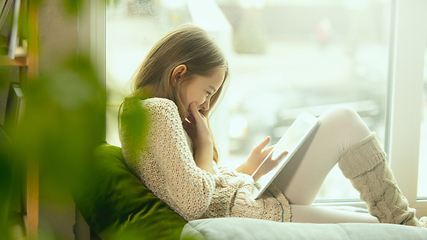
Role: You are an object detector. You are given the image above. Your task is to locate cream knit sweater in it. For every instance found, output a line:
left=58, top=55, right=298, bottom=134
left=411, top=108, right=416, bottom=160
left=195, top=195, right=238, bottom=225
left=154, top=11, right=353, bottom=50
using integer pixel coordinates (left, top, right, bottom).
left=119, top=98, right=291, bottom=222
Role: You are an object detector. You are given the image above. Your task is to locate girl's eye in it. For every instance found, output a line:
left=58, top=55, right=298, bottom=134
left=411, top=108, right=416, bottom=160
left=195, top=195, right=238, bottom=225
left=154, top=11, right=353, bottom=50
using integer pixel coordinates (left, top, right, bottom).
left=206, top=91, right=212, bottom=96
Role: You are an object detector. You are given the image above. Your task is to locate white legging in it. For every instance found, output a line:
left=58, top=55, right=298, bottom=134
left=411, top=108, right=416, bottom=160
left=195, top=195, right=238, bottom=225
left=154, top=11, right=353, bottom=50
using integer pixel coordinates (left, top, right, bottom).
left=273, top=106, right=379, bottom=223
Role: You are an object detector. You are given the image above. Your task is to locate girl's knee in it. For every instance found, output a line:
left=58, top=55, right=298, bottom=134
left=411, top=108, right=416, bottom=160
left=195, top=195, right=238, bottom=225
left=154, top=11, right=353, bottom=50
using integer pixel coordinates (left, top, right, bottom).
left=320, top=105, right=363, bottom=129
left=319, top=105, right=370, bottom=146
left=323, top=105, right=359, bottom=122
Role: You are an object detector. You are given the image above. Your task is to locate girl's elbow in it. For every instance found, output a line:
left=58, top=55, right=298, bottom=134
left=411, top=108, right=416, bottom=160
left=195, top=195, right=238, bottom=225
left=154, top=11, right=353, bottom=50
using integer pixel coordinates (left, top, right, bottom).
left=181, top=186, right=213, bottom=218
left=184, top=196, right=212, bottom=219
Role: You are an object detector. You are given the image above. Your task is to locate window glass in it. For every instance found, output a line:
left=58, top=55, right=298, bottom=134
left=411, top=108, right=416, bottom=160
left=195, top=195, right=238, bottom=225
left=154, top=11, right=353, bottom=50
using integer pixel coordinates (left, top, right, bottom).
left=106, top=0, right=391, bottom=200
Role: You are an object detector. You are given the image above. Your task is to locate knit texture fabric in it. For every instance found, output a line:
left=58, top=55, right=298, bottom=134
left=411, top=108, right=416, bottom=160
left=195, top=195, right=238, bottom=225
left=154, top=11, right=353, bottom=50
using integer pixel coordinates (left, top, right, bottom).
left=338, top=133, right=422, bottom=227
left=421, top=217, right=427, bottom=227
left=119, top=98, right=291, bottom=222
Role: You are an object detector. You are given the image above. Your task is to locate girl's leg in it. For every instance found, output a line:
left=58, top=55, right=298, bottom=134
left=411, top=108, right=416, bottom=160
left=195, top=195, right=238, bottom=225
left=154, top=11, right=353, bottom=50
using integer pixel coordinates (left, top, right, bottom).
left=272, top=106, right=425, bottom=226
left=291, top=205, right=379, bottom=223
left=338, top=133, right=425, bottom=226
left=273, top=106, right=370, bottom=206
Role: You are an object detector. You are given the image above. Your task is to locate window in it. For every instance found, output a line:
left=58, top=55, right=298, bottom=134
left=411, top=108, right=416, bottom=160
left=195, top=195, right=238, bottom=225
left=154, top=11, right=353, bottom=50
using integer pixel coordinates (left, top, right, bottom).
left=105, top=0, right=426, bottom=208
left=384, top=0, right=427, bottom=207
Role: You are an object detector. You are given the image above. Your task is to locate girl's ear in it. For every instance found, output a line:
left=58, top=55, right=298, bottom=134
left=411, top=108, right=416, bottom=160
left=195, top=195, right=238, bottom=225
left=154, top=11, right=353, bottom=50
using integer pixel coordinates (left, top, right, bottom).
left=171, top=64, right=187, bottom=86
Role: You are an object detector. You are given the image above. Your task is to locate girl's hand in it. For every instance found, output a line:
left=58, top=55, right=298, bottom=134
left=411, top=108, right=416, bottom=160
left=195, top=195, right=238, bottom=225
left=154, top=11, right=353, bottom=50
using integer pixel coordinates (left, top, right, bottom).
left=239, top=137, right=273, bottom=176
left=182, top=102, right=214, bottom=174
left=252, top=148, right=288, bottom=182
left=182, top=102, right=212, bottom=148
left=236, top=137, right=288, bottom=181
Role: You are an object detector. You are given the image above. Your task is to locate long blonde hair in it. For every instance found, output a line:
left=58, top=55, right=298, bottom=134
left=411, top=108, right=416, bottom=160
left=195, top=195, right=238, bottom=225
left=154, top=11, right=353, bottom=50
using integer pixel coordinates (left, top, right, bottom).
left=130, top=24, right=229, bottom=163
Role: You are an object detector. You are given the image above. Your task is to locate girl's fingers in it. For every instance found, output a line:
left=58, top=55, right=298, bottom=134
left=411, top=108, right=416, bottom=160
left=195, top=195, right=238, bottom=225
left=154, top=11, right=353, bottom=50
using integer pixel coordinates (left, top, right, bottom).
left=273, top=151, right=288, bottom=161
left=182, top=119, right=191, bottom=129
left=187, top=111, right=196, bottom=124
left=190, top=102, right=210, bottom=125
left=189, top=102, right=203, bottom=123
left=254, top=136, right=271, bottom=151
left=264, top=145, right=275, bottom=155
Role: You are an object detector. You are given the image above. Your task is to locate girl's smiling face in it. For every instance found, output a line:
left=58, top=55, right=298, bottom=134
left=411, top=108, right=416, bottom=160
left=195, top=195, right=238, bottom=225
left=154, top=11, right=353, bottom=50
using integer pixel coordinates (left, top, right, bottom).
left=179, top=68, right=226, bottom=119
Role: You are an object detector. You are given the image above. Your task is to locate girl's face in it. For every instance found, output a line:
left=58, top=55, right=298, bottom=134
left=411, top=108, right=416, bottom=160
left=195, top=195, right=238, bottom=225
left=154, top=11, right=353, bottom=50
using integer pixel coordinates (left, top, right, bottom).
left=179, top=68, right=226, bottom=119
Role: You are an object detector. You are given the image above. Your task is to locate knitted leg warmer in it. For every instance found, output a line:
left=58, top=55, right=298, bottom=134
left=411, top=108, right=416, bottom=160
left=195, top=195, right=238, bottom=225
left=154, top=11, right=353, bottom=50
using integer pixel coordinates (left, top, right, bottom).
left=338, top=133, right=426, bottom=227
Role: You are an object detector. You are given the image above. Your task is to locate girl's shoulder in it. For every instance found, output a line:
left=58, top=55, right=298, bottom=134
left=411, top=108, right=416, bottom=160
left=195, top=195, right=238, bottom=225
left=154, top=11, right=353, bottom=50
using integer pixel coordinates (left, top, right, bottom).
left=142, top=97, right=178, bottom=111
left=141, top=98, right=180, bottom=119
left=121, top=97, right=179, bottom=119
left=121, top=97, right=181, bottom=127
left=122, top=97, right=177, bottom=111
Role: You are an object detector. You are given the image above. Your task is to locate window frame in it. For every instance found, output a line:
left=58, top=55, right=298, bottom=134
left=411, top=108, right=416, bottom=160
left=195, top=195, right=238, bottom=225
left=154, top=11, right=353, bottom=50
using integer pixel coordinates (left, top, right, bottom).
left=385, top=0, right=427, bottom=216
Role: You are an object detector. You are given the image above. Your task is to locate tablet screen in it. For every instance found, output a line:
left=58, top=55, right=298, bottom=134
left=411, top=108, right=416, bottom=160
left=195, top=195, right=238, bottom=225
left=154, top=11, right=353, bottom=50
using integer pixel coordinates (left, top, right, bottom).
left=271, top=118, right=313, bottom=160
left=251, top=112, right=318, bottom=199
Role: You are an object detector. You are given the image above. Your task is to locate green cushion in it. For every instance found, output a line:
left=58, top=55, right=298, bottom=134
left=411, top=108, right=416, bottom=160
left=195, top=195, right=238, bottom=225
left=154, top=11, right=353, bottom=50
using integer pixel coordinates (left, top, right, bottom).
left=74, top=143, right=187, bottom=240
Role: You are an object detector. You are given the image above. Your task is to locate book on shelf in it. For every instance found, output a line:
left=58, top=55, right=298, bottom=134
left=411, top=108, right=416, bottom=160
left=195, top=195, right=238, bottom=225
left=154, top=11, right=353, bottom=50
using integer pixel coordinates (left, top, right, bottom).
left=2, top=82, right=25, bottom=137
left=0, top=0, right=14, bottom=30
left=8, top=0, right=20, bottom=59
left=1, top=0, right=23, bottom=59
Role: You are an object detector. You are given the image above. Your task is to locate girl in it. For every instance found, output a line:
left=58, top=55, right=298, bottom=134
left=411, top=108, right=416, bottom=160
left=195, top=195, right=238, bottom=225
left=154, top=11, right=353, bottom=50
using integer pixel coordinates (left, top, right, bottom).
left=119, top=24, right=426, bottom=226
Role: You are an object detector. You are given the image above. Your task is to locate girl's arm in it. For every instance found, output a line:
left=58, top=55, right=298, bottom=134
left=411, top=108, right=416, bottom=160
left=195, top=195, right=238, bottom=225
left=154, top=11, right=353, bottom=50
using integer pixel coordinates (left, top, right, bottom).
left=182, top=102, right=214, bottom=174
left=143, top=99, right=215, bottom=219
left=193, top=142, right=214, bottom=174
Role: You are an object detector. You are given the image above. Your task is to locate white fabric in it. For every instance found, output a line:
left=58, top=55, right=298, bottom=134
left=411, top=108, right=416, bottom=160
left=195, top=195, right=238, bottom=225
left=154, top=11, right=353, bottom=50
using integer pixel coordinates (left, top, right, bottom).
left=181, top=217, right=427, bottom=240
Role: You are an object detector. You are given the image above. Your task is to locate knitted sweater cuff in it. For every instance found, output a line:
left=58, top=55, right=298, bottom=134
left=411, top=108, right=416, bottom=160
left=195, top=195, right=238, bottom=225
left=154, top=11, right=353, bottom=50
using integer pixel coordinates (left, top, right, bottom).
left=338, top=133, right=386, bottom=179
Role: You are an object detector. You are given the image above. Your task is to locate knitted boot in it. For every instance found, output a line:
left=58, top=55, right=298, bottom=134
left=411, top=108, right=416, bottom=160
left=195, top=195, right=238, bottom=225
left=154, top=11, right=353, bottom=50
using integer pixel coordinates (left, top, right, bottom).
left=338, top=133, right=426, bottom=227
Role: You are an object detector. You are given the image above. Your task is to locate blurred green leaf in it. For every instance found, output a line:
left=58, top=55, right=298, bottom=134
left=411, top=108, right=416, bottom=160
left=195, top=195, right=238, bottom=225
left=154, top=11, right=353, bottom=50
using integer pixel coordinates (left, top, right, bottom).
left=30, top=0, right=44, bottom=7
left=62, top=0, right=113, bottom=15
left=2, top=1, right=177, bottom=239
left=18, top=2, right=28, bottom=40
left=14, top=54, right=106, bottom=205
left=120, top=97, right=149, bottom=152
left=63, top=0, right=83, bottom=15
left=0, top=144, right=13, bottom=240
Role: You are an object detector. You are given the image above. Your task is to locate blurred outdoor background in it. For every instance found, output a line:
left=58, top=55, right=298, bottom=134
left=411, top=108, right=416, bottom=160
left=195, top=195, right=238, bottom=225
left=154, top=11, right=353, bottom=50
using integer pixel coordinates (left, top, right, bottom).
left=104, top=0, right=427, bottom=200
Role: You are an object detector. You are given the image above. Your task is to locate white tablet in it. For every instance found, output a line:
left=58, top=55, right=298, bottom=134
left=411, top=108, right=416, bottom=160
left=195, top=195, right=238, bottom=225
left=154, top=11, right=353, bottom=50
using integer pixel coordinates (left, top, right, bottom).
left=251, top=111, right=319, bottom=199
